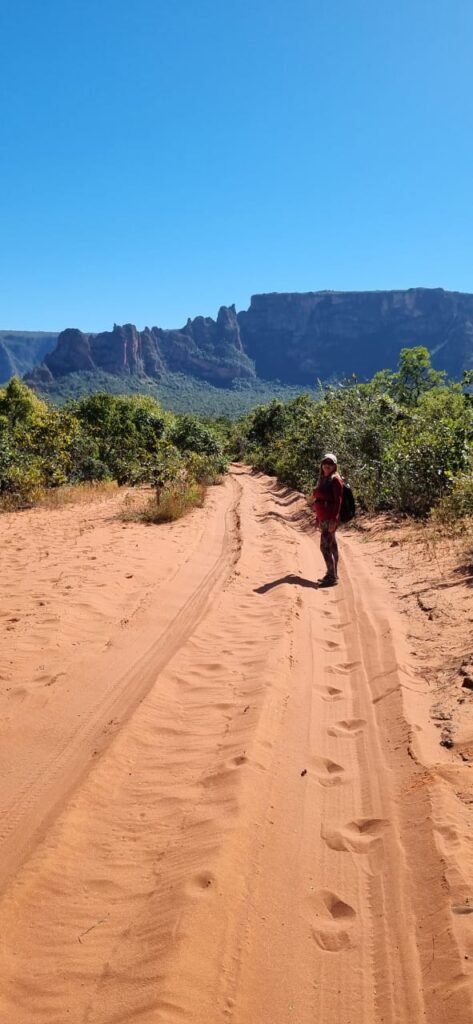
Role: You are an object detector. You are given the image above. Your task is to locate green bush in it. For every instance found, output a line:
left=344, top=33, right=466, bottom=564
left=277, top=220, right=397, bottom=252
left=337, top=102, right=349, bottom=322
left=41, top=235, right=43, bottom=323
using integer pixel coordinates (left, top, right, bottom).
left=122, top=482, right=206, bottom=524
left=232, top=348, right=473, bottom=518
left=431, top=471, right=473, bottom=523
left=185, top=451, right=227, bottom=484
left=0, top=380, right=229, bottom=508
left=144, top=482, right=206, bottom=522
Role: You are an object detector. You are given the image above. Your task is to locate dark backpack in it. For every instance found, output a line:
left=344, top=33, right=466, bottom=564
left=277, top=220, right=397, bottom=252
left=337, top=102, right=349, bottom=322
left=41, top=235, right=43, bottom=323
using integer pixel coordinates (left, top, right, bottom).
left=340, top=481, right=356, bottom=523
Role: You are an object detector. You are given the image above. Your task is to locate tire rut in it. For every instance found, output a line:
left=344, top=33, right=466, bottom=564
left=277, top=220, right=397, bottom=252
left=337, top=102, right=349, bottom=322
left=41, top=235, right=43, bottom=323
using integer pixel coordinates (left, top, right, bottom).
left=0, top=477, right=242, bottom=895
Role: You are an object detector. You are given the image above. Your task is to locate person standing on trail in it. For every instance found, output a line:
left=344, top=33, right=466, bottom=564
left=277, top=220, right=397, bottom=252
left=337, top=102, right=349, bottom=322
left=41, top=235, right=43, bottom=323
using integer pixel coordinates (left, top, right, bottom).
left=312, top=453, right=343, bottom=586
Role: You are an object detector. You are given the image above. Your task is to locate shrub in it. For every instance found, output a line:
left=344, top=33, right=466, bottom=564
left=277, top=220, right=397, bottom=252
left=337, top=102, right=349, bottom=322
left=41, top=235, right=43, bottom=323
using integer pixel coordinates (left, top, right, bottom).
left=185, top=450, right=227, bottom=484
left=122, top=482, right=206, bottom=524
left=170, top=414, right=222, bottom=456
left=430, top=472, right=473, bottom=524
left=232, top=348, right=473, bottom=518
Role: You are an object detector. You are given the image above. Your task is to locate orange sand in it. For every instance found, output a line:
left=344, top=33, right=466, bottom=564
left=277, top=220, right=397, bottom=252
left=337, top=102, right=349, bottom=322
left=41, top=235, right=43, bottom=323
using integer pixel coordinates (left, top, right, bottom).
left=0, top=468, right=472, bottom=1023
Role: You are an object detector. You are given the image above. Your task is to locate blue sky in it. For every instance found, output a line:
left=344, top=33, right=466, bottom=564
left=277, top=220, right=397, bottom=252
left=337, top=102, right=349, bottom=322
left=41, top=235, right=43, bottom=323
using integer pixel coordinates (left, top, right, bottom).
left=1, top=0, right=472, bottom=331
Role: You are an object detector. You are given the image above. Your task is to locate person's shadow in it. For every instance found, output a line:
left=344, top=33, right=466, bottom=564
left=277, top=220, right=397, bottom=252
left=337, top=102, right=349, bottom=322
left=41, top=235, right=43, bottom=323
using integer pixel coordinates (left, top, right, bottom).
left=254, top=573, right=321, bottom=594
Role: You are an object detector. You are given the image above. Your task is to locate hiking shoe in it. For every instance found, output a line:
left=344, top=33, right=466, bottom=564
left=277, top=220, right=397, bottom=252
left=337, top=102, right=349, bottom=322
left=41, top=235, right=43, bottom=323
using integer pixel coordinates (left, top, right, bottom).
left=319, top=575, right=337, bottom=587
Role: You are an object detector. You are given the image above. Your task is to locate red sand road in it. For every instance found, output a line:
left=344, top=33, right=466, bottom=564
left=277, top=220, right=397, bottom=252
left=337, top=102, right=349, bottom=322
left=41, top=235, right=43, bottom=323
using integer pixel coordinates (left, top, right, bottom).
left=0, top=468, right=472, bottom=1023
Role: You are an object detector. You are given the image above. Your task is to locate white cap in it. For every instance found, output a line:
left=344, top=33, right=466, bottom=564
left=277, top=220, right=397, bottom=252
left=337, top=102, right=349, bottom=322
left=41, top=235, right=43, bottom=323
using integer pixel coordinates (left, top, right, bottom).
left=322, top=452, right=337, bottom=465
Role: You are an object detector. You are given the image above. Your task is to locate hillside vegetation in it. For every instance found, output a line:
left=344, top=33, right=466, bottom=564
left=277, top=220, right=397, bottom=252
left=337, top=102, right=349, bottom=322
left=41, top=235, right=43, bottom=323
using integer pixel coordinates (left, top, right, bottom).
left=31, top=369, right=321, bottom=419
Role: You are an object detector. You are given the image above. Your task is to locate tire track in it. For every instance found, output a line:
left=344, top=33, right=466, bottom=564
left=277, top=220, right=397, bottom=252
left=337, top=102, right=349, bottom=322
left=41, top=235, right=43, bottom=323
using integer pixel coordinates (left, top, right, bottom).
left=180, top=471, right=473, bottom=1024
left=0, top=468, right=294, bottom=1024
left=341, top=539, right=473, bottom=1023
left=1, top=469, right=472, bottom=1023
left=0, top=476, right=242, bottom=895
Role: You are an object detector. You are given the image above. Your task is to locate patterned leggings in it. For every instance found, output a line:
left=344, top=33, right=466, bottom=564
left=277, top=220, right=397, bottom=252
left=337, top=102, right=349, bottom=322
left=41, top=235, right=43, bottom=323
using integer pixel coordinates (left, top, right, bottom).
left=320, top=522, right=339, bottom=578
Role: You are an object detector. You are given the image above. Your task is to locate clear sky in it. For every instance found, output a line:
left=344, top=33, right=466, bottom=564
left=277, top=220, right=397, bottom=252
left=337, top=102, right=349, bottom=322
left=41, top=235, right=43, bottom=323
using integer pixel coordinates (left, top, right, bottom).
left=1, top=0, right=472, bottom=331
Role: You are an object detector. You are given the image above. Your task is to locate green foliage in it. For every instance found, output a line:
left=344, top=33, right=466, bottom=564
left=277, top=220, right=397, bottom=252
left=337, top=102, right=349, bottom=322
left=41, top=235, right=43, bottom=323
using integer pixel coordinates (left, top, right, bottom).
left=0, top=378, right=76, bottom=502
left=68, top=392, right=168, bottom=484
left=233, top=349, right=473, bottom=518
left=31, top=369, right=322, bottom=419
left=121, top=481, right=206, bottom=524
left=0, top=381, right=227, bottom=508
left=385, top=346, right=447, bottom=406
left=184, top=451, right=226, bottom=484
left=0, top=376, right=48, bottom=426
left=4, top=347, right=472, bottom=523
left=137, top=482, right=206, bottom=523
left=170, top=414, right=221, bottom=456
left=144, top=440, right=185, bottom=503
left=430, top=471, right=473, bottom=523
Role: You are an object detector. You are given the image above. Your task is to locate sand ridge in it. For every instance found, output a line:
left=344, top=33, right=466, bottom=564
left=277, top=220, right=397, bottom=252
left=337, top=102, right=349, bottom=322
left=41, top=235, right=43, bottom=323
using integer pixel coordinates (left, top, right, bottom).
left=0, top=469, right=472, bottom=1022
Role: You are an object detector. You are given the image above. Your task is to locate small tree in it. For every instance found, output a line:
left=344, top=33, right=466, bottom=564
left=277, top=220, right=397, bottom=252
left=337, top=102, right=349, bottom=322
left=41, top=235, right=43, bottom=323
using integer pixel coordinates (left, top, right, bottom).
left=391, top=347, right=446, bottom=406
left=170, top=414, right=222, bottom=457
left=0, top=377, right=47, bottom=427
left=147, top=441, right=184, bottom=504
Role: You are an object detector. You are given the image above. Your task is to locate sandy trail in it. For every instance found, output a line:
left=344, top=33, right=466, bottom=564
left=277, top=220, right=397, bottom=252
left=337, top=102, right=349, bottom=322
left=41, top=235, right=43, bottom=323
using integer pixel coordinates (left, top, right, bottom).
left=0, top=469, right=472, bottom=1023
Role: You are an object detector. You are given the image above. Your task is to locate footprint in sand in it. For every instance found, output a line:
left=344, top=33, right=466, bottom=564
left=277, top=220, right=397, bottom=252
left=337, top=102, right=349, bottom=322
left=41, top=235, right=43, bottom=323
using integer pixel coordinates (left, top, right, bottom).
left=328, top=718, right=366, bottom=737
left=310, top=756, right=346, bottom=786
left=315, top=685, right=344, bottom=702
left=305, top=890, right=356, bottom=952
left=321, top=819, right=387, bottom=874
left=325, top=661, right=361, bottom=676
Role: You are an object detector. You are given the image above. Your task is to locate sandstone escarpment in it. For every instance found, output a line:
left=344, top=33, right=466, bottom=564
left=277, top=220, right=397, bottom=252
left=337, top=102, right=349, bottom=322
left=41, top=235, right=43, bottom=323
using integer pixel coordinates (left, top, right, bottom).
left=238, top=289, right=473, bottom=382
left=16, top=288, right=473, bottom=390
left=27, top=307, right=255, bottom=388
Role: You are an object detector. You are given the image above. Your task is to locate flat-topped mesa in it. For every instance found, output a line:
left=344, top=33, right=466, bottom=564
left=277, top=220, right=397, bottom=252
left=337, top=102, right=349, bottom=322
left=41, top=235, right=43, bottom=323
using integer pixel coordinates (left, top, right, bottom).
left=237, top=288, right=473, bottom=382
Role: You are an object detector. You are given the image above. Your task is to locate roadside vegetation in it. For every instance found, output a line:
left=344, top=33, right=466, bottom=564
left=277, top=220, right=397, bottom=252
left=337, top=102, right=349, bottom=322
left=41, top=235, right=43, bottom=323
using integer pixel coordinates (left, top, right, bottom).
left=230, top=348, right=473, bottom=522
left=0, top=380, right=227, bottom=517
left=2, top=348, right=472, bottom=527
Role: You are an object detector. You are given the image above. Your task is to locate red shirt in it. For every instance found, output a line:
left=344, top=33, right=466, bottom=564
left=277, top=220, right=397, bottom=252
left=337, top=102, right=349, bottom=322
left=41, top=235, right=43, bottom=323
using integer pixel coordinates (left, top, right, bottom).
left=312, top=474, right=343, bottom=522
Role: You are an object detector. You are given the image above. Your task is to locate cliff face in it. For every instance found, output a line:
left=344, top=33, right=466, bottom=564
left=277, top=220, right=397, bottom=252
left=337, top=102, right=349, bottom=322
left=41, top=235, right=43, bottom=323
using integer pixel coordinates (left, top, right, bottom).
left=30, top=306, right=254, bottom=387
left=17, top=288, right=473, bottom=391
left=238, top=289, right=473, bottom=382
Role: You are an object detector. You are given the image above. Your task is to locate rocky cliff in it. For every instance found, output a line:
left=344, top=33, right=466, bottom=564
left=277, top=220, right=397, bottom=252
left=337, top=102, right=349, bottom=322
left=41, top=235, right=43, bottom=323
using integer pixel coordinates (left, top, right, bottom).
left=14, top=288, right=473, bottom=391
left=238, top=289, right=473, bottom=382
left=27, top=306, right=254, bottom=387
